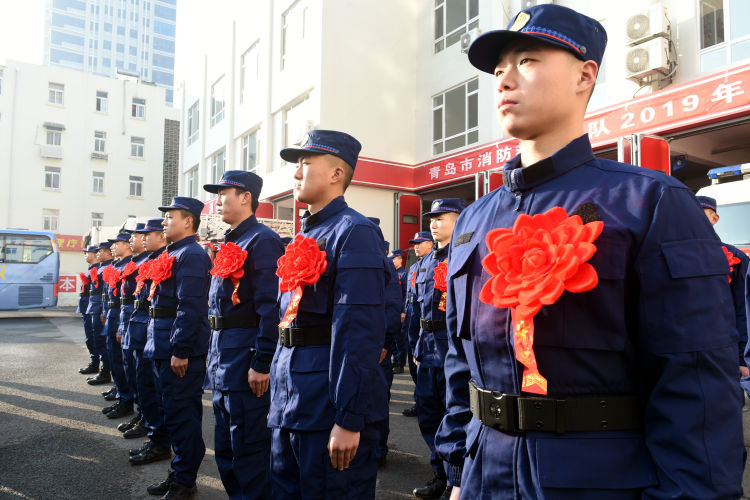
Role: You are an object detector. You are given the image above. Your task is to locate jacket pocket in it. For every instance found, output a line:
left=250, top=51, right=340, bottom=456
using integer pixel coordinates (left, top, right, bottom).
left=447, top=240, right=479, bottom=340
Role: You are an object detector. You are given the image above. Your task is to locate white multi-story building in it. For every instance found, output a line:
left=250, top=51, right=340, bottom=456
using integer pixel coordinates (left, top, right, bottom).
left=179, top=0, right=750, bottom=252
left=0, top=60, right=180, bottom=305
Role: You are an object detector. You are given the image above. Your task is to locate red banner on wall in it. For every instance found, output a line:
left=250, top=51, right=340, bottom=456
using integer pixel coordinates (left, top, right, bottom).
left=55, top=234, right=85, bottom=252
left=58, top=275, right=77, bottom=293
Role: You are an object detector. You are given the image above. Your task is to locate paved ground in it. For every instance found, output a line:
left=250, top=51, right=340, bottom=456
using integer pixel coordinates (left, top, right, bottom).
left=0, top=308, right=432, bottom=499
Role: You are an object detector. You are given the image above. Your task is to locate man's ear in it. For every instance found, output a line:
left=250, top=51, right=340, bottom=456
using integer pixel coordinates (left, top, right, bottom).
left=578, top=60, right=598, bottom=95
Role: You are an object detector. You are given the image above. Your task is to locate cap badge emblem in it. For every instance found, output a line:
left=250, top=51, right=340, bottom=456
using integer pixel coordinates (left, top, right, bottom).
left=509, top=11, right=530, bottom=32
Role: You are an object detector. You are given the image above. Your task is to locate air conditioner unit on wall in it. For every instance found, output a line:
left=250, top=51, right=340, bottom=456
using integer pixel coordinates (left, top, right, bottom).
left=625, top=37, right=670, bottom=81
left=460, top=28, right=482, bottom=53
left=625, top=3, right=669, bottom=46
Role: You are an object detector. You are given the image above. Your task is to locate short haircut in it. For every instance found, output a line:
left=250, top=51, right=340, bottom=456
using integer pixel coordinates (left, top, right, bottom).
left=327, top=155, right=354, bottom=190
left=234, top=188, right=259, bottom=213
left=178, top=209, right=200, bottom=232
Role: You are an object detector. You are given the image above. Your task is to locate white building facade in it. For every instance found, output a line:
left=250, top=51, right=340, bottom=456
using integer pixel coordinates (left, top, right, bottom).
left=178, top=0, right=750, bottom=252
left=0, top=60, right=179, bottom=305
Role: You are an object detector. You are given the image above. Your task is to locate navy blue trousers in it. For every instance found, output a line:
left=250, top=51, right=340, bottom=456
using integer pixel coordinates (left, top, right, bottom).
left=213, top=390, right=271, bottom=500
left=122, top=347, right=140, bottom=419
left=393, top=328, right=409, bottom=367
left=270, top=425, right=380, bottom=500
left=105, top=317, right=133, bottom=406
left=134, top=349, right=169, bottom=448
left=153, top=357, right=206, bottom=488
left=87, top=313, right=109, bottom=370
left=81, top=313, right=97, bottom=363
left=376, top=355, right=394, bottom=458
left=415, top=364, right=447, bottom=479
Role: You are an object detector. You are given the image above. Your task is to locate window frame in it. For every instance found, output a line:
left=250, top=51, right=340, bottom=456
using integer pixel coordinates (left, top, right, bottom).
left=42, top=209, right=60, bottom=232
left=46, top=130, right=62, bottom=146
left=91, top=212, right=103, bottom=228
left=131, top=97, right=146, bottom=118
left=48, top=82, right=64, bottom=106
left=211, top=149, right=226, bottom=183
left=241, top=130, right=259, bottom=173
left=92, top=171, right=105, bottom=194
left=211, top=76, right=225, bottom=126
left=698, top=0, right=750, bottom=71
left=187, top=100, right=199, bottom=145
left=95, top=90, right=108, bottom=113
left=130, top=136, right=145, bottom=158
left=128, top=175, right=144, bottom=197
left=434, top=0, right=479, bottom=54
left=432, top=77, right=479, bottom=155
left=94, top=131, right=106, bottom=153
left=44, top=166, right=61, bottom=190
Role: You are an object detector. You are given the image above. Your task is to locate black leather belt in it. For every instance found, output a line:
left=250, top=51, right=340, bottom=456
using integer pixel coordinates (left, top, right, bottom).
left=149, top=306, right=177, bottom=318
left=79, top=291, right=89, bottom=297
left=107, top=300, right=121, bottom=309
left=469, top=380, right=641, bottom=434
left=279, top=326, right=332, bottom=347
left=209, top=314, right=258, bottom=330
left=134, top=300, right=149, bottom=311
left=120, top=298, right=135, bottom=306
left=420, top=319, right=446, bottom=331
left=90, top=292, right=102, bottom=297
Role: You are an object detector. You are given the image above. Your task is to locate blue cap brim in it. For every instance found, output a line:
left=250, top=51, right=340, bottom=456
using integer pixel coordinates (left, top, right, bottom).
left=468, top=30, right=584, bottom=74
left=409, top=238, right=431, bottom=244
left=203, top=182, right=237, bottom=194
left=423, top=208, right=462, bottom=218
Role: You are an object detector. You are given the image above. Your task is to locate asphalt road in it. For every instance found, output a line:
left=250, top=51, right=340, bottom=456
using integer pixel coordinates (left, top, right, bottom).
left=0, top=309, right=433, bottom=500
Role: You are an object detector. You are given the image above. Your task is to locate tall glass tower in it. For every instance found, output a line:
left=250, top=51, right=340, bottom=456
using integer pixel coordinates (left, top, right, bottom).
left=43, top=0, right=176, bottom=104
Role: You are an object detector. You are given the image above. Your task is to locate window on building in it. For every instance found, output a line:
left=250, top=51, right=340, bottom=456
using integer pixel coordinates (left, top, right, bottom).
left=187, top=101, right=199, bottom=145
left=44, top=166, right=61, bottom=190
left=242, top=130, right=259, bottom=173
left=281, top=1, right=306, bottom=71
left=434, top=0, right=479, bottom=53
left=211, top=76, right=225, bottom=126
left=186, top=166, right=198, bottom=197
left=432, top=78, right=479, bottom=154
left=91, top=212, right=103, bottom=228
left=93, top=131, right=106, bottom=153
left=211, top=150, right=226, bottom=183
left=92, top=171, right=104, bottom=193
left=240, top=42, right=260, bottom=103
left=130, top=136, right=144, bottom=157
left=699, top=0, right=750, bottom=72
left=46, top=129, right=62, bottom=146
left=48, top=82, right=64, bottom=105
left=129, top=176, right=143, bottom=197
left=131, top=97, right=145, bottom=118
left=42, top=209, right=59, bottom=232
left=283, top=96, right=311, bottom=150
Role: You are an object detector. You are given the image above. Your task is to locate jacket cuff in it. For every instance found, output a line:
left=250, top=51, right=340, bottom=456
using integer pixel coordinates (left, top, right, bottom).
left=335, top=410, right=365, bottom=433
left=173, top=346, right=190, bottom=359
left=447, top=463, right=463, bottom=487
left=250, top=357, right=270, bottom=374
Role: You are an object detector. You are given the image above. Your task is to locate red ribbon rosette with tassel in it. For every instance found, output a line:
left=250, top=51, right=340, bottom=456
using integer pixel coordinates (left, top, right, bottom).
left=134, top=260, right=153, bottom=295
left=147, top=251, right=175, bottom=301
left=433, top=260, right=449, bottom=312
left=121, top=260, right=138, bottom=279
left=410, top=271, right=416, bottom=290
left=276, top=235, right=327, bottom=328
left=89, top=267, right=99, bottom=288
left=102, top=265, right=122, bottom=297
left=79, top=272, right=90, bottom=292
left=479, top=206, right=603, bottom=395
left=722, top=246, right=741, bottom=283
left=210, top=242, right=248, bottom=306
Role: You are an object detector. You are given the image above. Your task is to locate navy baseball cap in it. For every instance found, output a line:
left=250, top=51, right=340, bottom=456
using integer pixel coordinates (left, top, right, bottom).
left=280, top=129, right=362, bottom=170
left=424, top=198, right=467, bottom=218
left=107, top=232, right=132, bottom=244
left=203, top=170, right=263, bottom=199
left=696, top=196, right=717, bottom=211
left=389, top=249, right=404, bottom=259
left=134, top=222, right=146, bottom=231
left=97, top=241, right=113, bottom=251
left=409, top=231, right=433, bottom=244
left=135, top=218, right=164, bottom=233
left=468, top=4, right=607, bottom=74
left=158, top=196, right=205, bottom=219
left=85, top=245, right=99, bottom=253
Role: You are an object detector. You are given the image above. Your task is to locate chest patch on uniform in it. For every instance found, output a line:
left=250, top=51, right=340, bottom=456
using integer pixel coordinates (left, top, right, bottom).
left=316, top=237, right=327, bottom=251
left=455, top=232, right=474, bottom=247
left=571, top=202, right=602, bottom=224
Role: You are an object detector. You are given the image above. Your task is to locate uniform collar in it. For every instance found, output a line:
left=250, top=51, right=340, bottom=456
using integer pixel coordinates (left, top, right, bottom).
left=99, top=259, right=113, bottom=266
left=502, top=134, right=594, bottom=192
left=433, top=244, right=450, bottom=259
left=167, top=234, right=197, bottom=252
left=118, top=255, right=132, bottom=265
left=88, top=263, right=97, bottom=269
left=225, top=215, right=258, bottom=242
left=149, top=246, right=167, bottom=259
left=301, top=196, right=348, bottom=232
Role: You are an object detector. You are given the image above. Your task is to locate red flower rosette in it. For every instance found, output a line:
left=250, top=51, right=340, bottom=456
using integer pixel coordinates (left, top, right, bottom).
left=102, top=265, right=122, bottom=297
left=433, top=260, right=449, bottom=311
left=722, top=246, right=741, bottom=283
left=147, top=251, right=176, bottom=301
left=121, top=260, right=138, bottom=279
left=89, top=267, right=99, bottom=288
left=276, top=234, right=327, bottom=328
left=479, top=206, right=603, bottom=395
left=410, top=271, right=416, bottom=290
left=210, top=242, right=248, bottom=306
left=134, top=260, right=153, bottom=295
left=79, top=272, right=90, bottom=292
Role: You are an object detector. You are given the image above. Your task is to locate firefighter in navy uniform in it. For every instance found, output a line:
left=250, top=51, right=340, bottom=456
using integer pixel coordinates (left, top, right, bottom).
left=390, top=248, right=409, bottom=374
left=698, top=196, right=750, bottom=381
left=128, top=219, right=173, bottom=471
left=413, top=198, right=465, bottom=500
left=101, top=232, right=137, bottom=420
left=435, top=5, right=744, bottom=499
left=86, top=242, right=113, bottom=386
left=202, top=170, right=284, bottom=499
left=143, top=197, right=212, bottom=500
left=269, top=130, right=389, bottom=499
left=78, top=246, right=100, bottom=375
left=401, top=231, right=434, bottom=419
